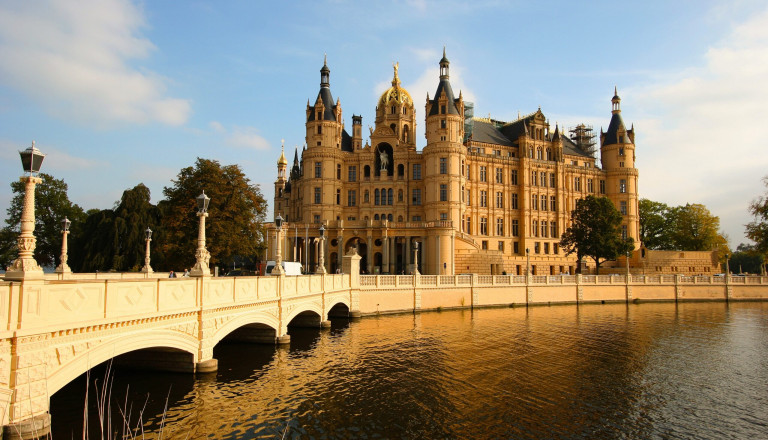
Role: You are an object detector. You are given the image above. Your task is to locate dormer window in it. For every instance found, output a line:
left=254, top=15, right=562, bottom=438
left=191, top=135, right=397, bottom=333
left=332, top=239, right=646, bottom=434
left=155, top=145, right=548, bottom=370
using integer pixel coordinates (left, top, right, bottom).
left=441, top=105, right=446, bottom=114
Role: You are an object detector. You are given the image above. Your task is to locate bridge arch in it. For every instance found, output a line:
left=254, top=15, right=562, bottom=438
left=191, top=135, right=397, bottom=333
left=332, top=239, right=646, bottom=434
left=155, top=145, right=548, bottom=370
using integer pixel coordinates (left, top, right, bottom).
left=47, top=329, right=198, bottom=398
left=209, top=312, right=280, bottom=348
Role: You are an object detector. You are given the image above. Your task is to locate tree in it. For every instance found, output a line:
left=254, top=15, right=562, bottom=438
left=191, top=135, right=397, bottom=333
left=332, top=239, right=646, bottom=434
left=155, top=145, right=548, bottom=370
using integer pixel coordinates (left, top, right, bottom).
left=73, top=184, right=163, bottom=272
left=639, top=198, right=673, bottom=250
left=746, top=176, right=768, bottom=256
left=160, top=158, right=267, bottom=271
left=668, top=203, right=729, bottom=254
left=729, top=243, right=764, bottom=275
left=560, top=195, right=634, bottom=273
left=0, top=173, right=86, bottom=269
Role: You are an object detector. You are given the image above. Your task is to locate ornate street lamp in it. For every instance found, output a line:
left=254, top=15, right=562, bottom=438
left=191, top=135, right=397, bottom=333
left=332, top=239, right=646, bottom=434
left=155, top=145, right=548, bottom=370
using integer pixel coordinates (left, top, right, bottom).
left=190, top=191, right=211, bottom=276
left=273, top=214, right=285, bottom=275
left=5, top=142, right=46, bottom=280
left=412, top=241, right=420, bottom=275
left=55, top=217, right=72, bottom=274
left=141, top=227, right=153, bottom=274
left=316, top=224, right=327, bottom=274
left=526, top=247, right=530, bottom=278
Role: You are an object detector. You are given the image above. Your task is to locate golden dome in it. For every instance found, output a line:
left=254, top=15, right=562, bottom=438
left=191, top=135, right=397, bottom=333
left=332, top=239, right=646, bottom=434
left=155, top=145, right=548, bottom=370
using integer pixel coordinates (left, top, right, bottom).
left=379, top=62, right=413, bottom=107
left=277, top=141, right=288, bottom=167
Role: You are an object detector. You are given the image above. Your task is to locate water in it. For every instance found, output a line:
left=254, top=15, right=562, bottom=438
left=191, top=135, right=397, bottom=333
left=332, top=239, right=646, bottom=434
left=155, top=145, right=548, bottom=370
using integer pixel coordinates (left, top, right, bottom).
left=51, top=302, right=768, bottom=439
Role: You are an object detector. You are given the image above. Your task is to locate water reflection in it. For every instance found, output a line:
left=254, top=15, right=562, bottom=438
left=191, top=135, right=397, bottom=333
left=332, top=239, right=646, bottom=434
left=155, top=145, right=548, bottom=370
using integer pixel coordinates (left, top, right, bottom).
left=51, top=303, right=768, bottom=439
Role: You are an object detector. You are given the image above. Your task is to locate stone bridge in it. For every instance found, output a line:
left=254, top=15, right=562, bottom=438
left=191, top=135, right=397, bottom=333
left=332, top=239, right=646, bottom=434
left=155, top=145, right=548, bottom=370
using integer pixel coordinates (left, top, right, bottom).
left=0, top=253, right=362, bottom=439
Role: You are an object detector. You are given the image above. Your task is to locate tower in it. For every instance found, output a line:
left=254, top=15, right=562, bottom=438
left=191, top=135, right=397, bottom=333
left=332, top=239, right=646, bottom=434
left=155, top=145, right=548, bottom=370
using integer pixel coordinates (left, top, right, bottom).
left=600, top=88, right=639, bottom=248
left=274, top=141, right=288, bottom=219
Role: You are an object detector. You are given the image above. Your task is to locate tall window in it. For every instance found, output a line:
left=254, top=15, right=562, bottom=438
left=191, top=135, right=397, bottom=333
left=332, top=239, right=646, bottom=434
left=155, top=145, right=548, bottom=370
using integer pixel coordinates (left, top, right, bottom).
left=512, top=220, right=519, bottom=237
left=314, top=162, right=322, bottom=178
left=412, top=188, right=422, bottom=205
left=510, top=169, right=518, bottom=185
left=348, top=166, right=357, bottom=182
left=480, top=166, right=487, bottom=182
left=511, top=193, right=519, bottom=209
left=533, top=220, right=539, bottom=237
left=531, top=171, right=538, bottom=186
left=541, top=221, right=548, bottom=237
left=388, top=188, right=393, bottom=205
left=620, top=201, right=628, bottom=215
left=541, top=172, right=547, bottom=187
left=466, top=165, right=471, bottom=180
left=496, top=218, right=504, bottom=236
left=537, top=148, right=543, bottom=160
left=600, top=180, right=606, bottom=194
left=550, top=195, right=556, bottom=211
left=337, top=164, right=341, bottom=179
left=550, top=221, right=557, bottom=238
left=622, top=225, right=628, bottom=240
left=466, top=189, right=471, bottom=206
left=467, top=216, right=472, bottom=234
left=398, top=189, right=403, bottom=202
left=587, top=178, right=593, bottom=193
left=550, top=173, right=555, bottom=187
left=496, top=168, right=503, bottom=183
left=532, top=194, right=538, bottom=210
left=364, top=190, right=369, bottom=203
left=575, top=177, right=582, bottom=191
left=440, top=157, right=448, bottom=174
left=336, top=189, right=340, bottom=205
left=480, top=190, right=487, bottom=207
left=440, top=184, right=448, bottom=202
left=480, top=217, right=488, bottom=235
left=348, top=190, right=356, bottom=207
left=314, top=187, right=321, bottom=204
left=541, top=195, right=547, bottom=211
left=413, top=164, right=422, bottom=180
left=496, top=191, right=504, bottom=208
left=620, top=179, right=627, bottom=193
left=374, top=189, right=380, bottom=205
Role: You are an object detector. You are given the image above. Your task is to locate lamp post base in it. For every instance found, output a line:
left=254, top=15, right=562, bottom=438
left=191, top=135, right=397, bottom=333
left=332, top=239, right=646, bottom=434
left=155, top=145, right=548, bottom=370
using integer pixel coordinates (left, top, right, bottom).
left=4, top=258, right=44, bottom=280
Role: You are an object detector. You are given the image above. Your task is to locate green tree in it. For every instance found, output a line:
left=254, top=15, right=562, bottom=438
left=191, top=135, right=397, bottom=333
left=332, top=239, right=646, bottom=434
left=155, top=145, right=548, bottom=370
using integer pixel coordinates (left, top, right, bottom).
left=560, top=195, right=634, bottom=274
left=746, top=176, right=768, bottom=256
left=668, top=203, right=729, bottom=254
left=639, top=198, right=673, bottom=250
left=73, top=184, right=163, bottom=272
left=160, top=158, right=267, bottom=271
left=0, top=173, right=86, bottom=269
left=729, top=243, right=764, bottom=275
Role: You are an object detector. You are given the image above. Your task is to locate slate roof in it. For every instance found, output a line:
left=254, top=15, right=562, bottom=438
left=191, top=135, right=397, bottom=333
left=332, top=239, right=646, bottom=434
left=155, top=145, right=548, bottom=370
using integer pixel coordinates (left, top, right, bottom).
left=469, top=119, right=513, bottom=146
left=307, top=87, right=336, bottom=122
left=602, top=112, right=629, bottom=145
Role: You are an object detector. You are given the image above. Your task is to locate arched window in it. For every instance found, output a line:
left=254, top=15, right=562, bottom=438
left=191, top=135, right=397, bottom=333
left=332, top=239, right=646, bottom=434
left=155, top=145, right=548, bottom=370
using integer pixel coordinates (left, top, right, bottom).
left=390, top=123, right=397, bottom=135
left=388, top=214, right=393, bottom=221
left=537, top=148, right=543, bottom=160
left=388, top=188, right=394, bottom=205
left=374, top=214, right=380, bottom=220
left=546, top=148, right=552, bottom=161
left=374, top=189, right=380, bottom=205
left=391, top=105, right=395, bottom=114
left=528, top=147, right=533, bottom=158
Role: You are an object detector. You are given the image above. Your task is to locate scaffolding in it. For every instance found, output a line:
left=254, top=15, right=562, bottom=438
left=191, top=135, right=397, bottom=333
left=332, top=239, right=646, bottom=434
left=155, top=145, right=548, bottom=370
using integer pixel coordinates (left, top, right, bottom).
left=569, top=124, right=596, bottom=157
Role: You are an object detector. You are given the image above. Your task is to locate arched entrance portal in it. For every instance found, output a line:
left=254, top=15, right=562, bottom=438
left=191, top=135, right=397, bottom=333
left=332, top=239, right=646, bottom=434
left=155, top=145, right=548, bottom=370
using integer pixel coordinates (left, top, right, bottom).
left=345, top=237, right=368, bottom=273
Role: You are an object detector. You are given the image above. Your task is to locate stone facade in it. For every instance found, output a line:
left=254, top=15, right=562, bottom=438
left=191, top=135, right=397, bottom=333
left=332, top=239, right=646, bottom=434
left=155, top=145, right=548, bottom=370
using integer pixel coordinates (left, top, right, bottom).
left=272, top=51, right=641, bottom=276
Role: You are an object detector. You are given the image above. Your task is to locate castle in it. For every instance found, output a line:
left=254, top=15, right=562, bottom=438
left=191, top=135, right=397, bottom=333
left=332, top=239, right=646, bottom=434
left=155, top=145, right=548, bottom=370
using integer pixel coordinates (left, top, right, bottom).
left=271, top=51, right=640, bottom=275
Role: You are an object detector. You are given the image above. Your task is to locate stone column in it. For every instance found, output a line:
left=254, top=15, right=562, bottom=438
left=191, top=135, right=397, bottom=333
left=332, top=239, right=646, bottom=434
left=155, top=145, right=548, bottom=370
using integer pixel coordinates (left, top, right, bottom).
left=5, top=176, right=44, bottom=280
left=382, top=236, right=389, bottom=274
left=190, top=211, right=211, bottom=277
left=405, top=238, right=411, bottom=274
left=55, top=223, right=72, bottom=274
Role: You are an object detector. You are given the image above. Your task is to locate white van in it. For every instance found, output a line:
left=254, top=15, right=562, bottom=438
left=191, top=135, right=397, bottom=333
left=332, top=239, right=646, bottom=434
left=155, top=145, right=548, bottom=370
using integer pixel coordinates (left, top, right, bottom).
left=264, top=261, right=303, bottom=276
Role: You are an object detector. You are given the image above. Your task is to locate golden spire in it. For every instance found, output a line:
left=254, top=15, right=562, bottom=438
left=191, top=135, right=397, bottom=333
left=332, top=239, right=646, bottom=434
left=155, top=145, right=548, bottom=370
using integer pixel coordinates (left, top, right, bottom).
left=392, top=62, right=400, bottom=86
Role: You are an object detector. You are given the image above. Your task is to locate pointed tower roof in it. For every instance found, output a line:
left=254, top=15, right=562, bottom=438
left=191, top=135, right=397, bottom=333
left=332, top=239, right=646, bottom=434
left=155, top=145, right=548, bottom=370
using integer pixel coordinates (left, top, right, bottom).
left=603, top=88, right=629, bottom=145
left=429, top=48, right=460, bottom=116
left=277, top=140, right=288, bottom=166
left=308, top=55, right=337, bottom=122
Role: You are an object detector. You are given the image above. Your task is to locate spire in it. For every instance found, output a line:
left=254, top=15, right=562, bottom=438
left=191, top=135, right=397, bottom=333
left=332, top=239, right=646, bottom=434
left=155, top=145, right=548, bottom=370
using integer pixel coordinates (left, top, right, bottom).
left=439, top=47, right=450, bottom=79
left=612, top=86, right=621, bottom=113
left=429, top=49, right=459, bottom=116
left=309, top=54, right=336, bottom=122
left=277, top=139, right=288, bottom=167
left=392, top=62, right=401, bottom=86
left=320, top=54, right=330, bottom=88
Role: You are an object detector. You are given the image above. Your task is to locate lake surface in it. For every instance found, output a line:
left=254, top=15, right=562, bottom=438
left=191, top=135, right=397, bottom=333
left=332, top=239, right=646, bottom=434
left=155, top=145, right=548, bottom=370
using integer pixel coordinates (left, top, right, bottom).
left=51, top=302, right=768, bottom=439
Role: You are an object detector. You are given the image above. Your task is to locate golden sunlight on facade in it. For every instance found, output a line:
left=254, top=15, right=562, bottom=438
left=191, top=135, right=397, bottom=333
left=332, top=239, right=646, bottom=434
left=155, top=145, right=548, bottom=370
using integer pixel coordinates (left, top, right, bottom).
left=270, top=51, right=709, bottom=276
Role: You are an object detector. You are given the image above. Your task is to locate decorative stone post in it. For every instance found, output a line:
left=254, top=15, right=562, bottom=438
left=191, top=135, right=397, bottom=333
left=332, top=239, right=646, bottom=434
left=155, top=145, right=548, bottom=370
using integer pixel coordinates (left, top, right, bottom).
left=316, top=224, right=327, bottom=274
left=272, top=214, right=285, bottom=275
left=5, top=142, right=46, bottom=280
left=141, top=227, right=153, bottom=274
left=190, top=191, right=211, bottom=277
left=412, top=241, right=420, bottom=275
left=54, top=217, right=72, bottom=274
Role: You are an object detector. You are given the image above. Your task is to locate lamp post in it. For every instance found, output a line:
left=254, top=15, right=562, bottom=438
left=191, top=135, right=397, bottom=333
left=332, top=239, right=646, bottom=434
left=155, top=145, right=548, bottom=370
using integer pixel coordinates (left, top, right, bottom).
left=6, top=142, right=46, bottom=280
left=412, top=241, right=420, bottom=275
left=626, top=249, right=631, bottom=280
left=273, top=214, right=285, bottom=275
left=54, top=217, right=72, bottom=274
left=526, top=247, right=530, bottom=277
left=141, top=227, right=153, bottom=274
left=190, top=191, right=211, bottom=276
left=316, top=224, right=327, bottom=274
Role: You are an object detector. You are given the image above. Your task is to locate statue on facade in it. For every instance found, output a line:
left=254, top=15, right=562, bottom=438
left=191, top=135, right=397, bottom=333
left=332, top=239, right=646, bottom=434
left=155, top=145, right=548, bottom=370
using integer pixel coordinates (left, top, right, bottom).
left=378, top=147, right=389, bottom=171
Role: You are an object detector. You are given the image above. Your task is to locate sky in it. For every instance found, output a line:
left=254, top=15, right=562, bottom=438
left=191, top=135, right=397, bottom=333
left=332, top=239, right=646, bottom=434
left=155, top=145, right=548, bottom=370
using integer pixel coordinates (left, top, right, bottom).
left=1, top=0, right=767, bottom=248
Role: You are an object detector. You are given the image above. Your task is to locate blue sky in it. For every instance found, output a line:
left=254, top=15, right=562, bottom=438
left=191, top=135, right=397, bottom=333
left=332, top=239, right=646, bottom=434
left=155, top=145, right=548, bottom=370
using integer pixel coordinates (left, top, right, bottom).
left=1, top=0, right=767, bottom=247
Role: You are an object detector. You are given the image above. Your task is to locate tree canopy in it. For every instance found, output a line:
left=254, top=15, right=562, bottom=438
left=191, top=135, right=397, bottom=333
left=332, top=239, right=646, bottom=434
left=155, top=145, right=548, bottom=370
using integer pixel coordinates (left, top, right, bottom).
left=560, top=195, right=634, bottom=273
left=0, top=173, right=86, bottom=269
left=746, top=176, right=768, bottom=256
left=639, top=198, right=729, bottom=255
left=160, top=158, right=267, bottom=271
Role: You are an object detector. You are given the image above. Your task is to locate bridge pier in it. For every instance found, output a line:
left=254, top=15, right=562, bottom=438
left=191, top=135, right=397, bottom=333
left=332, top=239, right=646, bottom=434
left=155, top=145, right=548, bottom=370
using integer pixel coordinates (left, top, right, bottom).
left=195, top=359, right=218, bottom=374
left=3, top=413, right=51, bottom=440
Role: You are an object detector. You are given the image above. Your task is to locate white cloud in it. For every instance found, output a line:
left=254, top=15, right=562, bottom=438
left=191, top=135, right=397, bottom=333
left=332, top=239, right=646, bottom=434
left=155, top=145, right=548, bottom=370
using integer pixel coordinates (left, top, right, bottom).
left=0, top=0, right=191, bottom=126
left=226, top=126, right=271, bottom=151
left=209, top=121, right=225, bottom=133
left=631, top=6, right=768, bottom=246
